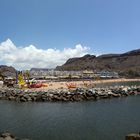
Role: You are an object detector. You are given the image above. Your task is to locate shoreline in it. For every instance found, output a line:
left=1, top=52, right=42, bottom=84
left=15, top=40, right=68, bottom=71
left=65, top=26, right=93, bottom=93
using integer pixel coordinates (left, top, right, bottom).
left=0, top=78, right=140, bottom=102
left=0, top=85, right=140, bottom=103
left=39, top=78, right=140, bottom=90
left=0, top=132, right=30, bottom=140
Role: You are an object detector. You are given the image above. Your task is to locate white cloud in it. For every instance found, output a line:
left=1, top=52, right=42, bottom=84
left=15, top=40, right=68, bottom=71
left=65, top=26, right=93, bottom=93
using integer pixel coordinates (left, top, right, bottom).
left=0, top=39, right=90, bottom=70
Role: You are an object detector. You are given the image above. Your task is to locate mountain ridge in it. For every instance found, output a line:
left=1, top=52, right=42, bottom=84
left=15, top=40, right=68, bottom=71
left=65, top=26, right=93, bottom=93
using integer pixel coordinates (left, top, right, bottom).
left=0, top=65, right=16, bottom=78
left=56, top=49, right=140, bottom=77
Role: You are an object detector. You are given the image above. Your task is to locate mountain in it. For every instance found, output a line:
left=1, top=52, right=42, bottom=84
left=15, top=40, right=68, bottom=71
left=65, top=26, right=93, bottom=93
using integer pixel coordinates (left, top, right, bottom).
left=56, top=49, right=140, bottom=77
left=0, top=65, right=17, bottom=78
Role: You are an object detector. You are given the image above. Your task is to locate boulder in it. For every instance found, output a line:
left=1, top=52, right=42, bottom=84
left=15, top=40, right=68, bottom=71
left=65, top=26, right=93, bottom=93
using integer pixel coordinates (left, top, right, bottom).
left=8, top=96, right=16, bottom=101
left=20, top=97, right=27, bottom=102
left=112, top=93, right=121, bottom=97
left=0, top=132, right=15, bottom=140
left=126, top=133, right=140, bottom=140
left=0, top=132, right=30, bottom=140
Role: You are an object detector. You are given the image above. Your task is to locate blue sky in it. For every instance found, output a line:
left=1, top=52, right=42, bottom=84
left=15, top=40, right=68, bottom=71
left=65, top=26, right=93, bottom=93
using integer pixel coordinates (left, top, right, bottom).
left=0, top=0, right=140, bottom=69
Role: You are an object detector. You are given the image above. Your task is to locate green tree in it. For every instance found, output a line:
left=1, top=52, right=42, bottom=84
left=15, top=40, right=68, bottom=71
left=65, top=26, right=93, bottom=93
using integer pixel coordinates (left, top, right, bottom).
left=68, top=74, right=72, bottom=79
left=0, top=71, right=5, bottom=81
left=25, top=70, right=30, bottom=85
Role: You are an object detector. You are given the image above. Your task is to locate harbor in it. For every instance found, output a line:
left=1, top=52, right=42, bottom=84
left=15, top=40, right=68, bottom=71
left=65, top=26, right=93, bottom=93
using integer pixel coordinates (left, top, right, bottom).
left=0, top=93, right=140, bottom=140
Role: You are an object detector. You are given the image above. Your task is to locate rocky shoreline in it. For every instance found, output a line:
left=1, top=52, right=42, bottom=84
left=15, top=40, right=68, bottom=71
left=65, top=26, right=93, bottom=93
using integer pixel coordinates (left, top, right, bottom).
left=0, top=131, right=140, bottom=140
left=0, top=86, right=140, bottom=102
left=0, top=132, right=30, bottom=140
left=126, top=132, right=140, bottom=140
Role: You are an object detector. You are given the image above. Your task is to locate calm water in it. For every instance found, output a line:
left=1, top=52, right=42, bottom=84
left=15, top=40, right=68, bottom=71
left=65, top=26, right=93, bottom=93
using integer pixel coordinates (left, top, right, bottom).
left=0, top=97, right=140, bottom=140
left=0, top=81, right=140, bottom=140
left=96, top=80, right=140, bottom=87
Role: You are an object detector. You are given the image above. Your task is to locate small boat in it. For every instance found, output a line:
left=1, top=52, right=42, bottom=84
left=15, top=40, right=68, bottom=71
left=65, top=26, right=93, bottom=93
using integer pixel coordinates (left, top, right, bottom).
left=30, top=83, right=43, bottom=88
left=66, top=83, right=77, bottom=89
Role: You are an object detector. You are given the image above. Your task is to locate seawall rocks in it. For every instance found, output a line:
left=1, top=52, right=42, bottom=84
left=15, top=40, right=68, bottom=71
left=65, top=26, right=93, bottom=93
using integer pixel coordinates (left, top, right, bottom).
left=0, top=132, right=30, bottom=140
left=0, top=86, right=140, bottom=102
left=126, top=133, right=140, bottom=140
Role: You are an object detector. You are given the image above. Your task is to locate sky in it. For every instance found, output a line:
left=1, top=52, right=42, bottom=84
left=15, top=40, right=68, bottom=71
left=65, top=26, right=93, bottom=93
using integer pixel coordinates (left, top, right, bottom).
left=0, top=0, right=140, bottom=69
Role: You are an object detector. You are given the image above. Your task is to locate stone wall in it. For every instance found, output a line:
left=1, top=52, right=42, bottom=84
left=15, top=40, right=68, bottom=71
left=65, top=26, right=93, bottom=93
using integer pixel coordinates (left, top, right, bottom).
left=0, top=86, right=140, bottom=102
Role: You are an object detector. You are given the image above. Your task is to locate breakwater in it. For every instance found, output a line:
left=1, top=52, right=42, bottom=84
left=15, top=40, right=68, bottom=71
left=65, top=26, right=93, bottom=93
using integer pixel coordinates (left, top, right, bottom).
left=0, top=86, right=140, bottom=102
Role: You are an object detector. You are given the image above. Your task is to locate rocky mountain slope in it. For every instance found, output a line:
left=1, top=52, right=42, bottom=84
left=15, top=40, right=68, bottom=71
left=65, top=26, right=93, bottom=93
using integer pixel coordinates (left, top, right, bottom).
left=56, top=49, right=140, bottom=77
left=0, top=65, right=16, bottom=78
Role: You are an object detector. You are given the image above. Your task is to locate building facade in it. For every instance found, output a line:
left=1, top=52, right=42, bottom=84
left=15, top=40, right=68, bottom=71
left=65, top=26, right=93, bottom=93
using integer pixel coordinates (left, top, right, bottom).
left=29, top=69, right=119, bottom=79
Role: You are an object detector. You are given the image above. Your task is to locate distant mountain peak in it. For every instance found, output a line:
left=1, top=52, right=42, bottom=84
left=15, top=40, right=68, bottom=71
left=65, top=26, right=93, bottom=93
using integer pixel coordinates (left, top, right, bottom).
left=0, top=65, right=16, bottom=77
left=55, top=48, right=140, bottom=73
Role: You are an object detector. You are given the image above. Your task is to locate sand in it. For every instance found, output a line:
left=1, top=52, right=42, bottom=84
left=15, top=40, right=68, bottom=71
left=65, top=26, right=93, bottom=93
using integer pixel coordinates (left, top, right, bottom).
left=37, top=78, right=140, bottom=90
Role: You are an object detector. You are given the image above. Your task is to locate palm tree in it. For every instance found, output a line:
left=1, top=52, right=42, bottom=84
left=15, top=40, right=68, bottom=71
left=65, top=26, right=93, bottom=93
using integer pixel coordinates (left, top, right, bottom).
left=0, top=71, right=5, bottom=81
left=25, top=70, right=30, bottom=82
left=25, top=70, right=30, bottom=87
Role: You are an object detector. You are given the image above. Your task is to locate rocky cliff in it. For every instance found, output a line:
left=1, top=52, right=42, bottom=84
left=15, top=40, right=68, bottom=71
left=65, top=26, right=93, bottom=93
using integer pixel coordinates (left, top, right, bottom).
left=56, top=49, right=140, bottom=77
left=0, top=65, right=16, bottom=78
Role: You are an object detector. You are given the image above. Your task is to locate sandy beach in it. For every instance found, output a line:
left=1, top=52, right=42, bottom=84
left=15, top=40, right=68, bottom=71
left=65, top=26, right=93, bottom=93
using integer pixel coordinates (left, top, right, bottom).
left=38, top=78, right=140, bottom=90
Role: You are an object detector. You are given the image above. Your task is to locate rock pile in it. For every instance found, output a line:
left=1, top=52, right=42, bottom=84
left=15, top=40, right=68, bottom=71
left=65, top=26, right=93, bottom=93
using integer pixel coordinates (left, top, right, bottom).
left=0, top=132, right=30, bottom=140
left=0, top=86, right=140, bottom=102
left=126, top=133, right=140, bottom=140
